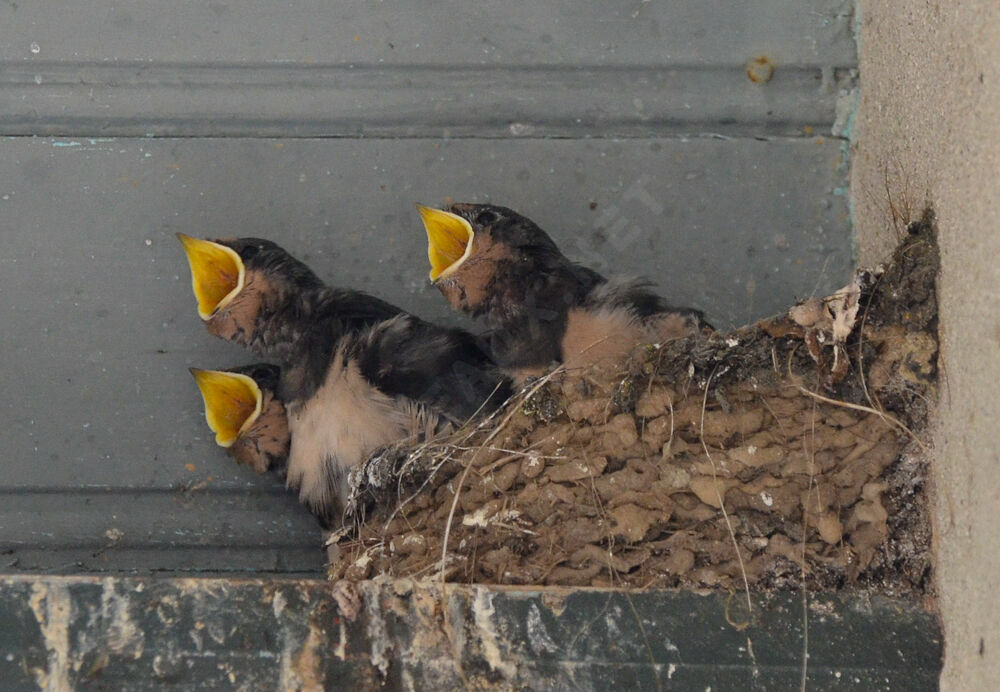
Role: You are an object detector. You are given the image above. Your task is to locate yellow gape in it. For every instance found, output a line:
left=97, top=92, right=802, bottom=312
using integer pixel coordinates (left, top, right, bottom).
left=189, top=369, right=262, bottom=447
left=177, top=234, right=246, bottom=320
left=417, top=205, right=474, bottom=281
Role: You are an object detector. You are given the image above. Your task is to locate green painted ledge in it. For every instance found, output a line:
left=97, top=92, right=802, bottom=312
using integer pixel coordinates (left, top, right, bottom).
left=0, top=576, right=940, bottom=690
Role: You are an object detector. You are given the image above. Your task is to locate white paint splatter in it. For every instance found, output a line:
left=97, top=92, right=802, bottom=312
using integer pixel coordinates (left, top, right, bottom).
left=30, top=42, right=40, bottom=54
left=472, top=588, right=517, bottom=678
left=525, top=603, right=560, bottom=655
left=28, top=582, right=72, bottom=691
left=99, top=578, right=144, bottom=659
left=272, top=590, right=287, bottom=619
left=364, top=584, right=391, bottom=676
left=333, top=621, right=347, bottom=660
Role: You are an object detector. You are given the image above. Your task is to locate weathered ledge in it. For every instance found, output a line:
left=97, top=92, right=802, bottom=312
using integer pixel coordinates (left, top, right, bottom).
left=0, top=575, right=941, bottom=690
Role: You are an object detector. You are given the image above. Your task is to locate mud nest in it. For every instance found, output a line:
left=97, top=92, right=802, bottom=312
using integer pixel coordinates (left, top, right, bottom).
left=329, top=211, right=938, bottom=598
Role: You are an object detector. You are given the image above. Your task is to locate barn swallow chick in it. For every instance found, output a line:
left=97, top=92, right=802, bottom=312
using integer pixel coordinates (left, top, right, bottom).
left=179, top=234, right=510, bottom=526
left=177, top=234, right=402, bottom=360
left=418, top=203, right=711, bottom=377
left=189, top=363, right=289, bottom=477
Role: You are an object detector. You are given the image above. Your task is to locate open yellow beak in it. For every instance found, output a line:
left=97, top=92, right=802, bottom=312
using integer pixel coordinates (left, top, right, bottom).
left=190, top=369, right=263, bottom=448
left=177, top=234, right=245, bottom=320
left=416, top=205, right=474, bottom=281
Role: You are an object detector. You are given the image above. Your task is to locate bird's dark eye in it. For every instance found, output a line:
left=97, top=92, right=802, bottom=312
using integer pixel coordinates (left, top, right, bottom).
left=240, top=244, right=260, bottom=260
left=475, top=209, right=498, bottom=226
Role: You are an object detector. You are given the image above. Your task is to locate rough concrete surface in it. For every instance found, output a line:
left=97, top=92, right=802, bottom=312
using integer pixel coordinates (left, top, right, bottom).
left=852, top=1, right=1000, bottom=687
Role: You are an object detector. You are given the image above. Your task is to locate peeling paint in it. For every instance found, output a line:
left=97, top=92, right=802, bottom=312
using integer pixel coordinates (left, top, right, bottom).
left=363, top=583, right=391, bottom=677
left=28, top=582, right=72, bottom=691
left=291, top=619, right=325, bottom=690
left=401, top=583, right=463, bottom=686
left=605, top=603, right=624, bottom=641
left=526, top=603, right=560, bottom=655
left=333, top=621, right=347, bottom=660
left=272, top=590, right=287, bottom=619
left=0, top=576, right=942, bottom=689
left=98, top=578, right=144, bottom=659
left=472, top=587, right=517, bottom=678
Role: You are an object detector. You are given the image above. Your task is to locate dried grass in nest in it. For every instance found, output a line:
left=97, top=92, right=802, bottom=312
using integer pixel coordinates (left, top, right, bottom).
left=329, top=211, right=938, bottom=598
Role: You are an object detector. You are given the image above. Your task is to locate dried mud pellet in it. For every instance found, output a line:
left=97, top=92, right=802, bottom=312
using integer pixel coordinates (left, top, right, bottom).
left=766, top=533, right=802, bottom=564
left=672, top=503, right=719, bottom=522
left=486, top=459, right=521, bottom=492
left=689, top=566, right=730, bottom=587
left=519, top=452, right=545, bottom=480
left=568, top=545, right=606, bottom=568
left=528, top=423, right=569, bottom=447
left=738, top=473, right=785, bottom=496
left=835, top=479, right=867, bottom=509
left=516, top=481, right=540, bottom=504
left=572, top=425, right=595, bottom=444
left=541, top=483, right=575, bottom=505
left=815, top=512, right=844, bottom=544
left=521, top=502, right=552, bottom=525
left=829, top=428, right=861, bottom=448
left=662, top=548, right=695, bottom=575
left=762, top=397, right=802, bottom=419
left=635, top=390, right=673, bottom=418
left=594, top=467, right=649, bottom=500
left=653, top=463, right=692, bottom=492
left=706, top=408, right=766, bottom=440
left=596, top=413, right=638, bottom=447
left=560, top=518, right=608, bottom=552
left=566, top=398, right=607, bottom=423
left=847, top=523, right=886, bottom=572
left=832, top=460, right=868, bottom=487
left=610, top=503, right=662, bottom=543
left=391, top=533, right=428, bottom=556
left=745, top=430, right=786, bottom=449
left=642, top=414, right=672, bottom=447
left=460, top=487, right=489, bottom=512
left=607, top=489, right=673, bottom=513
left=689, top=475, right=737, bottom=508
left=434, top=481, right=457, bottom=504
left=800, top=482, right=839, bottom=513
left=661, top=437, right=693, bottom=460
left=545, top=456, right=607, bottom=483
left=344, top=556, right=374, bottom=582
left=471, top=445, right=507, bottom=468
left=827, top=409, right=859, bottom=428
left=858, top=442, right=902, bottom=478
left=546, top=564, right=603, bottom=586
left=734, top=481, right=803, bottom=515
left=852, top=486, right=889, bottom=526
left=726, top=444, right=785, bottom=467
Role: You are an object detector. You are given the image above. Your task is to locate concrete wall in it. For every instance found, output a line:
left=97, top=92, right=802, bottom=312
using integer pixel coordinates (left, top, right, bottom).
left=851, top=2, right=1000, bottom=687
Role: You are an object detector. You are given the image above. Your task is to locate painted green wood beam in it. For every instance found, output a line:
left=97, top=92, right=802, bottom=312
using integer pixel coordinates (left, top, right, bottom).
left=0, top=576, right=941, bottom=690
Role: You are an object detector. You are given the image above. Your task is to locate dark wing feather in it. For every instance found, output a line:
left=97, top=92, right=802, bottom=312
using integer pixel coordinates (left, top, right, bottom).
left=354, top=315, right=511, bottom=422
left=585, top=277, right=713, bottom=329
